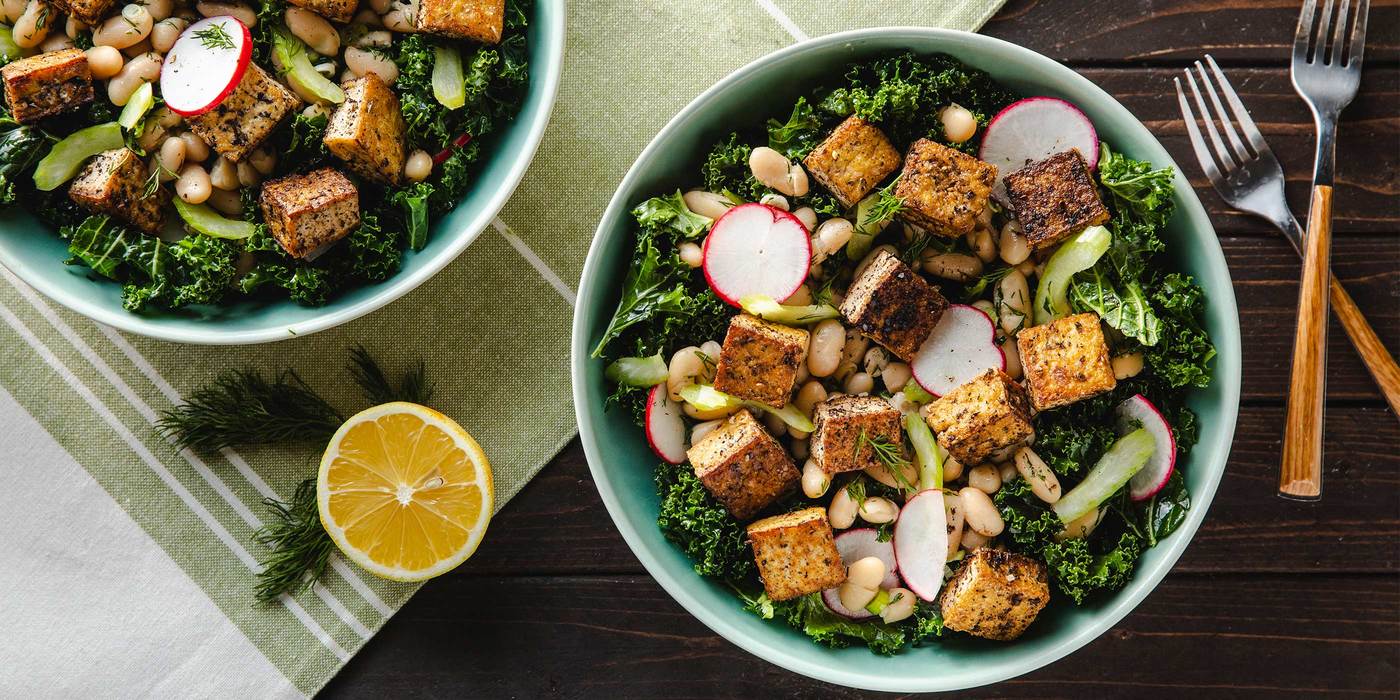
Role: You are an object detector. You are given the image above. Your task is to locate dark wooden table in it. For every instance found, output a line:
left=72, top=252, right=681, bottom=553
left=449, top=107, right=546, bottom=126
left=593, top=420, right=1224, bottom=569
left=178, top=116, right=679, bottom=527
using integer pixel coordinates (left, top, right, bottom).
left=324, top=1, right=1400, bottom=696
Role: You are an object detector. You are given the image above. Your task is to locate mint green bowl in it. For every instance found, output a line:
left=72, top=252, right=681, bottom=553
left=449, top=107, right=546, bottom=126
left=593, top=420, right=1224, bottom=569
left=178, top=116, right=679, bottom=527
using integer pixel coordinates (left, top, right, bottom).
left=572, top=28, right=1241, bottom=692
left=0, top=1, right=563, bottom=345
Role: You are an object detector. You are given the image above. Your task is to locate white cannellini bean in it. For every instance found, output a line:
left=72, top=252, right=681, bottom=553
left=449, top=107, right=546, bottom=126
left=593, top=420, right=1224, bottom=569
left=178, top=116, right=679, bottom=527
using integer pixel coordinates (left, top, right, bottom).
left=381, top=0, right=418, bottom=32
left=794, top=380, right=827, bottom=418
left=960, top=486, right=1004, bottom=537
left=12, top=0, right=51, bottom=49
left=880, top=588, right=917, bottom=624
left=179, top=131, right=210, bottom=162
left=793, top=206, right=817, bottom=231
left=666, top=346, right=705, bottom=403
left=144, top=0, right=172, bottom=21
left=196, top=1, right=256, bottom=26
left=998, top=269, right=1031, bottom=336
left=961, top=528, right=990, bottom=551
left=284, top=7, right=338, bottom=56
left=923, top=253, right=982, bottom=282
left=969, top=225, right=997, bottom=263
left=106, top=51, right=161, bottom=106
left=828, top=486, right=858, bottom=530
left=761, top=409, right=786, bottom=435
left=344, top=46, right=398, bottom=84
left=353, top=7, right=382, bottom=27
left=807, top=319, right=844, bottom=378
left=2, top=0, right=26, bottom=24
left=998, top=460, right=1018, bottom=483
left=1014, top=447, right=1062, bottom=504
left=400, top=148, right=431, bottom=182
left=784, top=284, right=812, bottom=305
left=747, top=146, right=808, bottom=197
left=152, top=105, right=181, bottom=128
left=1113, top=352, right=1145, bottom=380
left=858, top=496, right=899, bottom=524
left=864, top=459, right=917, bottom=492
left=967, top=463, right=1002, bottom=494
left=121, top=37, right=153, bottom=58
left=136, top=123, right=164, bottom=152
left=677, top=241, right=703, bottom=268
left=206, top=187, right=243, bottom=216
left=369, top=0, right=391, bottom=13
left=149, top=17, right=186, bottom=52
left=971, top=299, right=997, bottom=326
left=690, top=418, right=723, bottom=445
left=881, top=363, right=911, bottom=394
left=843, top=371, right=874, bottom=395
left=157, top=136, right=186, bottom=176
left=810, top=217, right=853, bottom=265
left=64, top=14, right=85, bottom=38
left=758, top=192, right=789, bottom=211
left=801, top=459, right=831, bottom=499
left=940, top=104, right=977, bottom=144
left=847, top=556, right=886, bottom=590
left=862, top=347, right=889, bottom=376
left=942, top=454, right=964, bottom=482
left=248, top=147, right=276, bottom=175
left=999, top=220, right=1031, bottom=265
left=175, top=164, right=211, bottom=203
left=236, top=161, right=260, bottom=187
left=40, top=32, right=73, bottom=51
left=944, top=492, right=965, bottom=557
left=838, top=581, right=877, bottom=612
left=313, top=60, right=335, bottom=77
left=682, top=190, right=729, bottom=220
left=93, top=4, right=153, bottom=49
left=209, top=156, right=238, bottom=191
left=681, top=400, right=737, bottom=422
left=1001, top=337, right=1022, bottom=380
left=356, top=32, right=394, bottom=50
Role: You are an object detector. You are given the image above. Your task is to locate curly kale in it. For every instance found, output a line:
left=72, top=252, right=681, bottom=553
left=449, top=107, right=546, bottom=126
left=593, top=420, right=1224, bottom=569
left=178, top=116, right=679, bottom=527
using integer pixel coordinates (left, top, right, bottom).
left=1040, top=532, right=1144, bottom=605
left=655, top=462, right=753, bottom=581
left=1146, top=273, right=1216, bottom=389
left=766, top=96, right=823, bottom=160
left=701, top=133, right=767, bottom=202
left=62, top=215, right=240, bottom=312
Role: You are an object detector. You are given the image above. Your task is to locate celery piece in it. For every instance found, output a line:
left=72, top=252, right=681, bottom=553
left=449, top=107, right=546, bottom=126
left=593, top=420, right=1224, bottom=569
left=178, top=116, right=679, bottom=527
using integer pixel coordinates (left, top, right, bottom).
left=604, top=353, right=668, bottom=387
left=431, top=45, right=465, bottom=109
left=33, top=122, right=124, bottom=191
left=1033, top=225, right=1110, bottom=325
left=738, top=294, right=840, bottom=326
left=272, top=27, right=345, bottom=105
left=173, top=197, right=256, bottom=240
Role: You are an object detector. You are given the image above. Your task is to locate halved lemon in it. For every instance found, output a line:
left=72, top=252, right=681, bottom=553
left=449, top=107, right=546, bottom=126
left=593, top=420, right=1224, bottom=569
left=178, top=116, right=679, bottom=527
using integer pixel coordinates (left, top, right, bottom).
left=317, top=402, right=493, bottom=582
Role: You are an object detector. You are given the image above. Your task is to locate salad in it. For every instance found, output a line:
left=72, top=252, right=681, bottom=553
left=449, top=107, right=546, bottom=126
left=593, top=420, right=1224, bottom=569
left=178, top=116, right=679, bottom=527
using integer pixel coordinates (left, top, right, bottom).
left=0, top=0, right=529, bottom=312
left=595, top=52, right=1215, bottom=653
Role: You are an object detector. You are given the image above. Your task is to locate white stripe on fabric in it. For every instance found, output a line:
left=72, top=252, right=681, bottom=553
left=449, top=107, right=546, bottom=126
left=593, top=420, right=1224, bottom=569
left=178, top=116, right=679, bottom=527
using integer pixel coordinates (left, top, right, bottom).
left=755, top=0, right=809, bottom=41
left=0, top=388, right=305, bottom=700
left=492, top=217, right=578, bottom=306
left=92, top=322, right=396, bottom=619
left=0, top=301, right=350, bottom=661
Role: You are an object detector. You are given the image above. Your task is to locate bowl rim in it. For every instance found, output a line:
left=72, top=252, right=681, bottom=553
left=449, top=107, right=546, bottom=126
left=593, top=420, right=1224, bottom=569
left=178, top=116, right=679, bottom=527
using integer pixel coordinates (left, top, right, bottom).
left=0, top=1, right=566, bottom=346
left=571, top=26, right=1242, bottom=692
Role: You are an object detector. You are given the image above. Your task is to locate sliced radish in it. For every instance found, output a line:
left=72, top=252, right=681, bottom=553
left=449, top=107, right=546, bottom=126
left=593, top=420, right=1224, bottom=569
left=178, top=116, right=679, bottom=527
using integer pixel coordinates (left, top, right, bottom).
left=892, top=489, right=949, bottom=601
left=821, top=528, right=899, bottom=619
left=645, top=384, right=688, bottom=464
left=1116, top=394, right=1177, bottom=501
left=702, top=203, right=810, bottom=307
left=979, top=97, right=1099, bottom=202
left=910, top=304, right=1005, bottom=397
left=160, top=16, right=252, bottom=117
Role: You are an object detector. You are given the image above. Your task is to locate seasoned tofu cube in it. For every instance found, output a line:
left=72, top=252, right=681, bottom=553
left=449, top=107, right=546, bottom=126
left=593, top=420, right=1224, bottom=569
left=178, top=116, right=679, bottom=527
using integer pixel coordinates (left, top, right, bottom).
left=686, top=410, right=799, bottom=520
left=68, top=148, right=167, bottom=235
left=1017, top=312, right=1117, bottom=411
left=940, top=548, right=1050, bottom=641
left=712, top=313, right=809, bottom=409
left=924, top=369, right=1033, bottom=465
left=747, top=507, right=847, bottom=602
left=810, top=395, right=904, bottom=474
left=839, top=249, right=948, bottom=361
left=1003, top=150, right=1110, bottom=250
left=893, top=138, right=997, bottom=238
left=48, top=0, right=115, bottom=26
left=324, top=74, right=407, bottom=185
left=802, top=116, right=902, bottom=208
left=1, top=49, right=94, bottom=124
left=416, top=0, right=505, bottom=43
left=286, top=0, right=355, bottom=22
left=187, top=63, right=299, bottom=163
left=259, top=168, right=360, bottom=259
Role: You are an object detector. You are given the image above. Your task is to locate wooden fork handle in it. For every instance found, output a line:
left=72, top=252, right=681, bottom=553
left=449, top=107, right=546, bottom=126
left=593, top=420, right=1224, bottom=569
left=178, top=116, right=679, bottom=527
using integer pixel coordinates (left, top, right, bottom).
left=1281, top=185, right=1332, bottom=500
left=1329, top=275, right=1400, bottom=416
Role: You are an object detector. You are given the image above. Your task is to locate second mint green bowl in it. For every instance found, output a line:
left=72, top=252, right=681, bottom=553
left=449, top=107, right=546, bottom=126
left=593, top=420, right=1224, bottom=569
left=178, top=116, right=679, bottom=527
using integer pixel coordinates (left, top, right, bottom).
left=0, top=0, right=564, bottom=345
left=572, top=28, right=1241, bottom=692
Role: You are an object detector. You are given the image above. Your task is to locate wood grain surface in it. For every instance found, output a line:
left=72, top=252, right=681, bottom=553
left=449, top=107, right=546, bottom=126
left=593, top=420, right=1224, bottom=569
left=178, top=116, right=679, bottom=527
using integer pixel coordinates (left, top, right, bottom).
left=323, top=0, right=1400, bottom=696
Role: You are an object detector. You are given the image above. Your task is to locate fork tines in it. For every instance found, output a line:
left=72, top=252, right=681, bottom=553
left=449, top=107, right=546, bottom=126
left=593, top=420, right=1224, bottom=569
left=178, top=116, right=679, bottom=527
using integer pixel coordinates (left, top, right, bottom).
left=1175, top=56, right=1270, bottom=183
left=1295, top=0, right=1370, bottom=67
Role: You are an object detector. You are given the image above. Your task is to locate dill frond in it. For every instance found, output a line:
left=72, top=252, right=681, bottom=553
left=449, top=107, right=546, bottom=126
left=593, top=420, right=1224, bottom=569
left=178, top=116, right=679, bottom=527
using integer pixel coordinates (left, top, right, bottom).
left=156, top=369, right=343, bottom=452
left=253, top=478, right=334, bottom=604
left=349, top=346, right=435, bottom=405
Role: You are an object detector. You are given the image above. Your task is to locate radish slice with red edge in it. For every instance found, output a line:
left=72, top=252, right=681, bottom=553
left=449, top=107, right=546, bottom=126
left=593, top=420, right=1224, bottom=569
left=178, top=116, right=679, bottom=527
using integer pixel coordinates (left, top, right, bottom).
left=702, top=203, right=810, bottom=307
left=820, top=528, right=899, bottom=619
left=892, top=489, right=949, bottom=602
left=160, top=16, right=252, bottom=117
left=1116, top=394, right=1177, bottom=501
left=910, top=304, right=1005, bottom=397
left=979, top=97, right=1099, bottom=203
left=644, top=384, right=688, bottom=464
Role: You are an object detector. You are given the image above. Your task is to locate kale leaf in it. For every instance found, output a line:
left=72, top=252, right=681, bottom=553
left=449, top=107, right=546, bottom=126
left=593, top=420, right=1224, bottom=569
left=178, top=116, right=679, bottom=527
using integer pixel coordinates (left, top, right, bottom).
left=1146, top=273, right=1216, bottom=389
left=655, top=462, right=754, bottom=581
left=1040, top=532, right=1144, bottom=604
left=766, top=96, right=822, bottom=160
left=781, top=593, right=909, bottom=656
left=632, top=190, right=710, bottom=240
left=62, top=215, right=240, bottom=312
left=701, top=132, right=766, bottom=202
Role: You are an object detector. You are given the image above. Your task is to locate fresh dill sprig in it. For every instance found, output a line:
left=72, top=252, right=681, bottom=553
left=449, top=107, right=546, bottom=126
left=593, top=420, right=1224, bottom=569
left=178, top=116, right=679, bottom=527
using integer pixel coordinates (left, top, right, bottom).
left=863, top=177, right=904, bottom=228
left=156, top=369, right=344, bottom=452
left=253, top=478, right=334, bottom=604
left=193, top=22, right=236, bottom=50
left=349, top=346, right=434, bottom=405
left=857, top=429, right=917, bottom=493
left=140, top=163, right=176, bottom=199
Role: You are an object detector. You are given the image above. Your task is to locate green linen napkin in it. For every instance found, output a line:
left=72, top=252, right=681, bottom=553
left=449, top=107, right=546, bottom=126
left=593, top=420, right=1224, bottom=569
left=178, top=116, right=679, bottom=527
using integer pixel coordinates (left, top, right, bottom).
left=0, top=1, right=1004, bottom=696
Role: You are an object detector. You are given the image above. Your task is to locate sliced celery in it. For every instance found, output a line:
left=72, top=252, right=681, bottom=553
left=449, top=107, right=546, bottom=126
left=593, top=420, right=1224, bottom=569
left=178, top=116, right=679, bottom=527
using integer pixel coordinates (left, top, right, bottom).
left=173, top=197, right=256, bottom=240
left=1033, top=224, right=1111, bottom=325
left=431, top=45, right=465, bottom=109
left=1052, top=428, right=1155, bottom=524
left=604, top=353, right=668, bottom=387
left=118, top=82, right=154, bottom=132
left=33, top=122, right=123, bottom=191
left=272, top=27, right=345, bottom=105
left=738, top=294, right=840, bottom=326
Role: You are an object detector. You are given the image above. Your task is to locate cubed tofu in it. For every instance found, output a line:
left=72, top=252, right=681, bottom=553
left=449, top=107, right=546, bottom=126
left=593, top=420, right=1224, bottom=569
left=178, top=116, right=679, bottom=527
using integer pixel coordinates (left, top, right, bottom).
left=712, top=314, right=809, bottom=409
left=259, top=168, right=360, bottom=259
left=893, top=139, right=997, bottom=238
left=940, top=548, right=1050, bottom=641
left=686, top=410, right=799, bottom=520
left=48, top=0, right=115, bottom=26
left=810, top=395, right=904, bottom=474
left=68, top=148, right=167, bottom=235
left=924, top=369, right=1033, bottom=465
left=416, top=0, right=505, bottom=43
left=747, top=507, right=847, bottom=602
left=1017, top=312, right=1117, bottom=411
left=802, top=116, right=903, bottom=208
left=839, top=249, right=948, bottom=361
left=1003, top=150, right=1110, bottom=250
left=1, top=49, right=94, bottom=124
left=323, top=74, right=407, bottom=185
left=286, top=0, right=355, bottom=22
left=186, top=63, right=299, bottom=163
